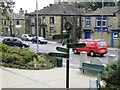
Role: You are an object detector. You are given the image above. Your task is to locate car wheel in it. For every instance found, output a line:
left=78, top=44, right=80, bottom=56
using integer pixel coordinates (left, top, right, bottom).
left=26, top=38, right=28, bottom=41
left=90, top=51, right=95, bottom=57
left=22, top=46, right=25, bottom=48
left=100, top=54, right=104, bottom=57
left=39, top=41, right=42, bottom=44
left=73, top=49, right=78, bottom=54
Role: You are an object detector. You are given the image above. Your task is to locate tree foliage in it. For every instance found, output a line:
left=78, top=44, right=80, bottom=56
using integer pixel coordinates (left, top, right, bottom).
left=101, top=60, right=120, bottom=89
left=77, top=1, right=119, bottom=12
left=0, top=0, right=15, bottom=18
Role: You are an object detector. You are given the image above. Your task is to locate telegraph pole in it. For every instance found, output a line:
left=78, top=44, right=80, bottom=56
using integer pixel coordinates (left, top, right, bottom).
left=101, top=0, right=104, bottom=39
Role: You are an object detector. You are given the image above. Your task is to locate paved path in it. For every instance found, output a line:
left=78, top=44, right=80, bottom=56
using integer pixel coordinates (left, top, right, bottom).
left=0, top=66, right=98, bottom=89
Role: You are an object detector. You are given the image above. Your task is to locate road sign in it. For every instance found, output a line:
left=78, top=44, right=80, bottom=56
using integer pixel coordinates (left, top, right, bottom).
left=67, top=43, right=86, bottom=48
left=52, top=34, right=69, bottom=39
left=48, top=52, right=69, bottom=58
left=56, top=47, right=69, bottom=53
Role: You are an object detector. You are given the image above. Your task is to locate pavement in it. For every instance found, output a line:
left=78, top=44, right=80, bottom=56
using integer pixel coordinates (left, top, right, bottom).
left=0, top=66, right=98, bottom=89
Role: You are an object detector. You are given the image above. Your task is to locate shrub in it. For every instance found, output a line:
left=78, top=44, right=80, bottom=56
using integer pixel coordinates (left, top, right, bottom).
left=7, top=47, right=21, bottom=54
left=19, top=48, right=35, bottom=63
left=101, top=60, right=120, bottom=89
left=0, top=43, right=9, bottom=52
left=1, top=45, right=55, bottom=70
left=2, top=52, right=22, bottom=63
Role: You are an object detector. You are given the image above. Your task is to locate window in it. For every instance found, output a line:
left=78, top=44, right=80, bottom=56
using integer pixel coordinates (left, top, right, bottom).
left=96, top=17, right=107, bottom=27
left=4, top=21, right=6, bottom=25
left=31, top=18, right=35, bottom=23
left=50, top=17, right=54, bottom=24
left=16, top=21, right=19, bottom=25
left=42, top=17, right=46, bottom=23
left=97, top=41, right=106, bottom=46
left=85, top=17, right=91, bottom=28
left=63, top=17, right=67, bottom=23
left=6, top=38, right=10, bottom=42
left=50, top=27, right=55, bottom=35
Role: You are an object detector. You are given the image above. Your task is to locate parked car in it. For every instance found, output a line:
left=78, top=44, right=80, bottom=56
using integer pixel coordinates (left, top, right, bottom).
left=32, top=36, right=48, bottom=44
left=2, top=37, right=30, bottom=48
left=72, top=39, right=108, bottom=57
left=21, top=34, right=33, bottom=41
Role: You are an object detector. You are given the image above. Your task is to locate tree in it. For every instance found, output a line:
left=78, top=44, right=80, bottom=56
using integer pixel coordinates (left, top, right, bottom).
left=0, top=0, right=15, bottom=36
left=77, top=1, right=119, bottom=12
left=0, top=0, right=15, bottom=18
left=90, top=2, right=116, bottom=11
left=101, top=60, right=120, bottom=89
left=77, top=2, right=92, bottom=12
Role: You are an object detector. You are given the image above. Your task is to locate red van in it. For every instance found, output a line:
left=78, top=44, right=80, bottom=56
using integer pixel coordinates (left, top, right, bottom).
left=72, top=39, right=108, bottom=56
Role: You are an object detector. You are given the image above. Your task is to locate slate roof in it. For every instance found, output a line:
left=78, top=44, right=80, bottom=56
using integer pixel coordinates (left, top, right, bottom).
left=86, top=6, right=120, bottom=16
left=26, top=4, right=85, bottom=16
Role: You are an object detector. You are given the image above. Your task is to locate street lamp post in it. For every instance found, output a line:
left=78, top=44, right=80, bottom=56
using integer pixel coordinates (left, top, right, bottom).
left=36, top=0, right=39, bottom=52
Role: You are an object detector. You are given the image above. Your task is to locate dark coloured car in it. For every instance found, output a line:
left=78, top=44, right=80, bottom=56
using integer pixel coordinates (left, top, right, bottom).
left=2, top=37, right=30, bottom=48
left=32, top=36, right=48, bottom=44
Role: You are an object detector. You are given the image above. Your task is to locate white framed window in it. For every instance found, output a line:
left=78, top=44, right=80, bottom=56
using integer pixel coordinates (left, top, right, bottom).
left=50, top=17, right=54, bottom=24
left=96, top=17, right=107, bottom=27
left=85, top=17, right=91, bottom=28
left=50, top=27, right=55, bottom=35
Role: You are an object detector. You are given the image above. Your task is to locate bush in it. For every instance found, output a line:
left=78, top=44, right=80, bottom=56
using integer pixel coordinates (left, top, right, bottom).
left=1, top=44, right=55, bottom=70
left=7, top=47, right=21, bottom=54
left=0, top=43, right=9, bottom=52
left=2, top=52, right=22, bottom=63
left=101, top=60, right=120, bottom=89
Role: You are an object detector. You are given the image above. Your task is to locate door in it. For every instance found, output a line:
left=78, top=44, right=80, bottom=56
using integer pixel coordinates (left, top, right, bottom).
left=43, top=28, right=46, bottom=38
left=84, top=31, right=91, bottom=39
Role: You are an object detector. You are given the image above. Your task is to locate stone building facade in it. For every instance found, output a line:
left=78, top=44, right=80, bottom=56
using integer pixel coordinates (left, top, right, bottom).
left=1, top=8, right=25, bottom=37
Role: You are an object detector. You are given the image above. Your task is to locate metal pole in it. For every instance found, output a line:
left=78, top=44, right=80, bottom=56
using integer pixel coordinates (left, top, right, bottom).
left=66, top=38, right=70, bottom=90
left=66, top=27, right=71, bottom=89
left=108, top=0, right=110, bottom=32
left=13, top=13, right=15, bottom=37
left=75, top=2, right=77, bottom=42
left=66, top=56, right=69, bottom=89
left=36, top=0, right=39, bottom=52
left=101, top=0, right=104, bottom=39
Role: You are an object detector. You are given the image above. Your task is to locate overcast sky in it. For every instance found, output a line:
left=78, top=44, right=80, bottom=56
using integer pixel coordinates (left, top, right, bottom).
left=14, top=0, right=54, bottom=13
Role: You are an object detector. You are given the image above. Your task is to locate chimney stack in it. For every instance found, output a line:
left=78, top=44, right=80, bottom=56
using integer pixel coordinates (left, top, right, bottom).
left=19, top=8, right=24, bottom=15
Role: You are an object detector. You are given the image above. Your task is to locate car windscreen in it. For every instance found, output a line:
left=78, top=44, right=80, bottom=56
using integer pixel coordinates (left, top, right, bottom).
left=28, top=35, right=32, bottom=37
left=97, top=41, right=106, bottom=47
left=13, top=38, right=23, bottom=43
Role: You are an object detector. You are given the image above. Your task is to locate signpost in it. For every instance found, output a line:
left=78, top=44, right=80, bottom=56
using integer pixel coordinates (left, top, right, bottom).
left=56, top=47, right=69, bottom=53
left=48, top=21, right=86, bottom=89
left=67, top=43, right=86, bottom=48
left=48, top=52, right=69, bottom=58
left=52, top=34, right=69, bottom=39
